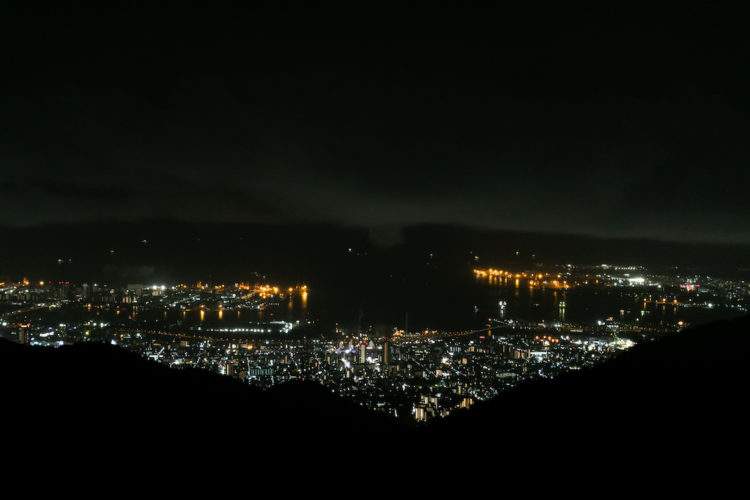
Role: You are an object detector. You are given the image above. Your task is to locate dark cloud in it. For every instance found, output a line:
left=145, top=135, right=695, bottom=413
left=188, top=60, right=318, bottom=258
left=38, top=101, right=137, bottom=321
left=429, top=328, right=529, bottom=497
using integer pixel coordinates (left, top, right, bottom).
left=1, top=9, right=748, bottom=243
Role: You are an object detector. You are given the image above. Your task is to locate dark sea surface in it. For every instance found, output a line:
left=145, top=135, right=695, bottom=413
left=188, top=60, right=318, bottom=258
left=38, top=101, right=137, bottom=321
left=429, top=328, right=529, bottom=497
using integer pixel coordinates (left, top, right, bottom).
left=21, top=274, right=745, bottom=338
left=4, top=222, right=748, bottom=334
left=137, top=277, right=742, bottom=333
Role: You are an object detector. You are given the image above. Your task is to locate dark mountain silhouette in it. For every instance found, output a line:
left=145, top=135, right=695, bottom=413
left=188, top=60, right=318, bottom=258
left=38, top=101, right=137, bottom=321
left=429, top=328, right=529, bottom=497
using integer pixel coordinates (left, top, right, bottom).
left=433, top=315, right=750, bottom=447
left=3, top=316, right=749, bottom=471
left=1, top=340, right=401, bottom=438
left=2, top=221, right=749, bottom=286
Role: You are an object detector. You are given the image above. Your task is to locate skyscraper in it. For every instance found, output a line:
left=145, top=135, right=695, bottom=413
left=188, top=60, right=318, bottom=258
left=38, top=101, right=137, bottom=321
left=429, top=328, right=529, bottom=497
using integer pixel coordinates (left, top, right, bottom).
left=359, top=341, right=367, bottom=364
left=17, top=324, right=29, bottom=345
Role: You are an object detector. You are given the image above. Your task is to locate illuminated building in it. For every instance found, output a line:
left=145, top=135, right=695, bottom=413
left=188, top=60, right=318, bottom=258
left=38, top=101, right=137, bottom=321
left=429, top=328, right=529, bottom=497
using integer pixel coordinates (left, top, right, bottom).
left=359, top=341, right=367, bottom=364
left=18, top=324, right=29, bottom=345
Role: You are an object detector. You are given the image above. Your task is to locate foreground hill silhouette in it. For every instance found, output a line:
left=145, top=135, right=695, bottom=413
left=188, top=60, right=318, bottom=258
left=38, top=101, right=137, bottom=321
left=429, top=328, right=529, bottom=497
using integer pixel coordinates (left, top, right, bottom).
left=1, top=340, right=401, bottom=438
left=435, top=316, right=750, bottom=444
left=3, top=316, right=749, bottom=464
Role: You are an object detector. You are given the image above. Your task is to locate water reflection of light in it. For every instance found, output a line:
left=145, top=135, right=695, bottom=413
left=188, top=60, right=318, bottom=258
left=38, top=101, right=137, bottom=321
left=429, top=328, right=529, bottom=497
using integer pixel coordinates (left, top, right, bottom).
left=200, top=310, right=205, bottom=321
left=218, top=310, right=223, bottom=320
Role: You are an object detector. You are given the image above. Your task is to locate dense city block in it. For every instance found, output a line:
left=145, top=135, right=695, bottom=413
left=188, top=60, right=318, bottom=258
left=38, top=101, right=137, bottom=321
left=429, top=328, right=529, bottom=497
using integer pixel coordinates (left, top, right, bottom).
left=3, top=264, right=746, bottom=422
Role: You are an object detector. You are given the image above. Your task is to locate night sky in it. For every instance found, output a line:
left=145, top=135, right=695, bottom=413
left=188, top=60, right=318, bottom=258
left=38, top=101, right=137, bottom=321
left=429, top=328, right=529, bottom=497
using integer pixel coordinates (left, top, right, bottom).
left=2, top=8, right=749, bottom=243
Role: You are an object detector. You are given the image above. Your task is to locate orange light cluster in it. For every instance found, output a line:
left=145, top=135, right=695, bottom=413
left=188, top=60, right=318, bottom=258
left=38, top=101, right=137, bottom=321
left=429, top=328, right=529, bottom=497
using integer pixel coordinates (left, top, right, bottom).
left=534, top=335, right=560, bottom=343
left=474, top=268, right=570, bottom=289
